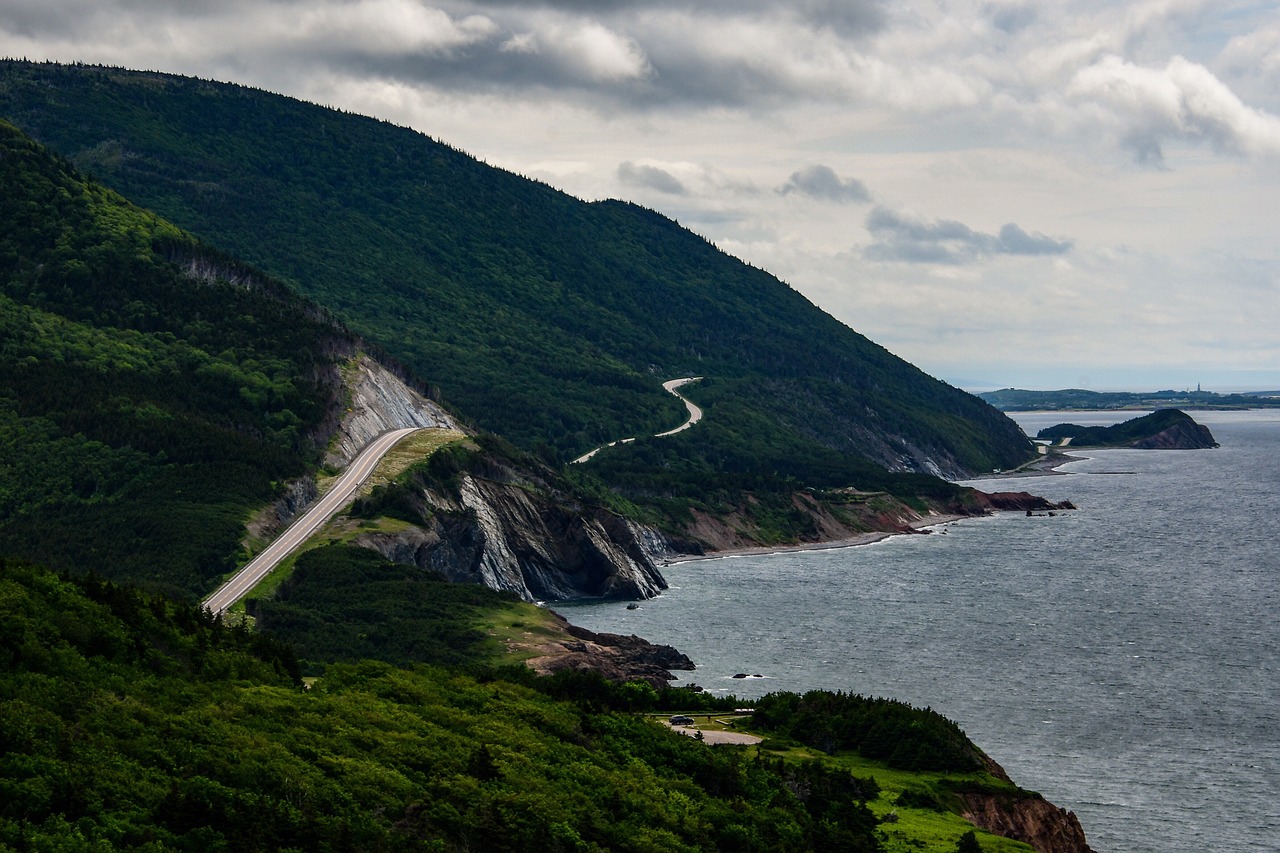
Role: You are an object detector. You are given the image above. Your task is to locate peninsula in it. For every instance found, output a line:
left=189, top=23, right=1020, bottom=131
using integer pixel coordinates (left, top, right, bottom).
left=1037, top=409, right=1218, bottom=449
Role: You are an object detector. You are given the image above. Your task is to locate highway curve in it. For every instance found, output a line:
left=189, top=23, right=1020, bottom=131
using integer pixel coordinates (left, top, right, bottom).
left=572, top=377, right=703, bottom=464
left=203, top=426, right=422, bottom=615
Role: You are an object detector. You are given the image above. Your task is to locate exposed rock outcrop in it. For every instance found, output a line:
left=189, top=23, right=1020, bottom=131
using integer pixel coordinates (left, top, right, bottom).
left=244, top=477, right=320, bottom=544
left=972, top=491, right=1077, bottom=512
left=356, top=469, right=670, bottom=602
left=520, top=612, right=695, bottom=688
left=961, top=791, right=1094, bottom=853
left=325, top=355, right=462, bottom=467
left=1131, top=417, right=1217, bottom=449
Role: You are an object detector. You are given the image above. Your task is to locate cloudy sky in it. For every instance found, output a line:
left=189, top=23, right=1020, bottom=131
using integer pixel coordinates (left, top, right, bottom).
left=4, top=0, right=1279, bottom=391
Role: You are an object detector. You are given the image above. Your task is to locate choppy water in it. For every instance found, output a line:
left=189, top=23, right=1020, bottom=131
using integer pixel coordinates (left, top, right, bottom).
left=559, top=409, right=1280, bottom=852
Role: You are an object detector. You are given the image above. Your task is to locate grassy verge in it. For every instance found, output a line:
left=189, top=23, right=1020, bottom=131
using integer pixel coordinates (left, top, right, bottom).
left=754, top=740, right=1034, bottom=852
left=227, top=429, right=467, bottom=610
left=473, top=603, right=572, bottom=665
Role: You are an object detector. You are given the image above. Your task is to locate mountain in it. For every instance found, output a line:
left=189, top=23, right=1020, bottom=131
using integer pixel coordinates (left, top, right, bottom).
left=0, top=117, right=354, bottom=598
left=0, top=119, right=666, bottom=603
left=0, top=61, right=1033, bottom=502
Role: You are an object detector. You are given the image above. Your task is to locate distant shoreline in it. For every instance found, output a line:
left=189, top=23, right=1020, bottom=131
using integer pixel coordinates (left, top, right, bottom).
left=668, top=514, right=968, bottom=564
left=669, top=452, right=1085, bottom=564
left=967, top=449, right=1084, bottom=480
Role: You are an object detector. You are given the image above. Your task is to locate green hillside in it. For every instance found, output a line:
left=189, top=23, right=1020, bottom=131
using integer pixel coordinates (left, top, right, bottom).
left=2, top=557, right=1046, bottom=852
left=0, top=118, right=354, bottom=598
left=0, top=61, right=1033, bottom=491
left=0, top=559, right=863, bottom=851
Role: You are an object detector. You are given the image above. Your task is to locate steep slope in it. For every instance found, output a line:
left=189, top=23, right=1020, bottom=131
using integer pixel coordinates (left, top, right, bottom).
left=2, top=558, right=1089, bottom=852
left=0, top=120, right=669, bottom=603
left=0, top=559, right=888, bottom=852
left=0, top=118, right=354, bottom=598
left=0, top=61, right=1033, bottom=488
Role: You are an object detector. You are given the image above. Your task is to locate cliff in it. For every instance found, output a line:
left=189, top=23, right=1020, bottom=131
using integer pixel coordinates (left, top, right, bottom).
left=347, top=434, right=672, bottom=602
left=355, top=472, right=668, bottom=601
left=1130, top=416, right=1218, bottom=449
left=962, top=791, right=1094, bottom=853
left=325, top=355, right=463, bottom=467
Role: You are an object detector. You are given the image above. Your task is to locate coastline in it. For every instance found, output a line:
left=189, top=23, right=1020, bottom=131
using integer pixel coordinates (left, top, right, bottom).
left=668, top=451, right=1084, bottom=565
left=668, top=513, right=967, bottom=564
left=968, top=448, right=1084, bottom=480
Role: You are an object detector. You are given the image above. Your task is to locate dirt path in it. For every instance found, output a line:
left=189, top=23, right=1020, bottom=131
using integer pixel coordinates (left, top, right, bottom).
left=665, top=723, right=763, bottom=746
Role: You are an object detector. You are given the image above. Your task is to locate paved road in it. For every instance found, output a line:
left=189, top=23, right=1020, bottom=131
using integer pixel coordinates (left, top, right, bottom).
left=203, top=427, right=422, bottom=614
left=654, top=377, right=704, bottom=436
left=572, top=377, right=703, bottom=464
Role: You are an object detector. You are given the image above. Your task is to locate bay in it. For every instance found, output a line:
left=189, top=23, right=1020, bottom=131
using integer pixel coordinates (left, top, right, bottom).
left=559, top=409, right=1280, bottom=852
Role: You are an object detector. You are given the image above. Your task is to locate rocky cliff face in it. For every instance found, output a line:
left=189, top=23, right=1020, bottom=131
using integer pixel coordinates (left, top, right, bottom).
left=1131, top=417, right=1218, bottom=449
left=356, top=471, right=669, bottom=602
left=520, top=614, right=696, bottom=688
left=961, top=791, right=1094, bottom=853
left=325, top=355, right=462, bottom=467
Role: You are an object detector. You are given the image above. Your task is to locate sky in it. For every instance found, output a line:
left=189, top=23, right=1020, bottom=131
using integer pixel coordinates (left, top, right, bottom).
left=3, top=0, right=1279, bottom=392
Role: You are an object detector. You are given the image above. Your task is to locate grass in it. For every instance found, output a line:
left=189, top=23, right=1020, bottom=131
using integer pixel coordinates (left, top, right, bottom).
left=227, top=428, right=467, bottom=609
left=477, top=604, right=574, bottom=664
left=718, top=735, right=1036, bottom=853
left=357, top=428, right=470, bottom=496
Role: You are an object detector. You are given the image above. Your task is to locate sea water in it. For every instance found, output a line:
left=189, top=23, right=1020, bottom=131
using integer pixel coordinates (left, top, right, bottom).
left=558, top=409, right=1280, bottom=852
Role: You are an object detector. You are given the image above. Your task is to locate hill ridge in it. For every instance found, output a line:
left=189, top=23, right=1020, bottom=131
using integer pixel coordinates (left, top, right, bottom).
left=0, top=59, right=1032, bottom=491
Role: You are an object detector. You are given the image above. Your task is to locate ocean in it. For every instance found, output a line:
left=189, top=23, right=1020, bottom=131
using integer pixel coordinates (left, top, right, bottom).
left=558, top=409, right=1280, bottom=852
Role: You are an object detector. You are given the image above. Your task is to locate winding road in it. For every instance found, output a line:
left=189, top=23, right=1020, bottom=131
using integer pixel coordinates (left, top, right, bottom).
left=203, top=426, right=422, bottom=615
left=571, top=377, right=703, bottom=464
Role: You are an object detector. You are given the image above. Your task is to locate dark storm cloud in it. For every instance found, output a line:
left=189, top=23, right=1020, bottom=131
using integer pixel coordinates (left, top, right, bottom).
left=617, top=161, right=686, bottom=195
left=778, top=165, right=871, bottom=203
left=865, top=206, right=1071, bottom=264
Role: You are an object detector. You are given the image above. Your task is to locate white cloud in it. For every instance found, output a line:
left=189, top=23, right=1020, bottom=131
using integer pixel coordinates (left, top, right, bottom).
left=1068, top=54, right=1280, bottom=164
left=293, top=2, right=498, bottom=56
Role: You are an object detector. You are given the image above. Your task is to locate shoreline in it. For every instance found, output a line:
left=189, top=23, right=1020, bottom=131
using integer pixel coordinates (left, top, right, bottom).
left=668, top=513, right=968, bottom=564
left=667, top=452, right=1086, bottom=565
left=966, top=448, right=1085, bottom=480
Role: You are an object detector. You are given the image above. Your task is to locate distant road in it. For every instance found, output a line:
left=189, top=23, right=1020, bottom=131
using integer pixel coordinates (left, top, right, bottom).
left=572, top=377, right=703, bottom=464
left=654, top=377, right=704, bottom=436
left=203, top=427, right=422, bottom=615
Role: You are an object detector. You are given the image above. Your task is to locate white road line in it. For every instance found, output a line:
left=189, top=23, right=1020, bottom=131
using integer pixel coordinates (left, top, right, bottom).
left=203, top=427, right=422, bottom=614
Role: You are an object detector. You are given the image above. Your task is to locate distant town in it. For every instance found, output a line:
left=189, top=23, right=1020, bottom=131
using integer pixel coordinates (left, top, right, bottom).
left=979, top=387, right=1280, bottom=412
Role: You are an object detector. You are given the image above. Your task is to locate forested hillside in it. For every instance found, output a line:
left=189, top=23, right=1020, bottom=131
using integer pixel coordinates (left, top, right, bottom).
left=0, top=61, right=1033, bottom=491
left=2, top=557, right=1054, bottom=852
left=0, top=118, right=356, bottom=597
left=0, top=559, right=882, bottom=851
